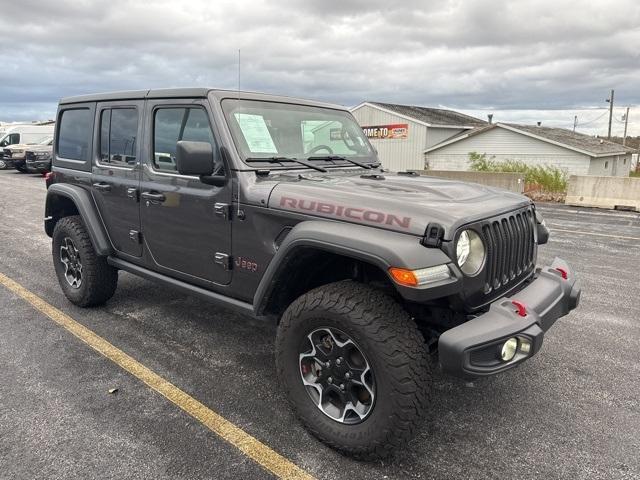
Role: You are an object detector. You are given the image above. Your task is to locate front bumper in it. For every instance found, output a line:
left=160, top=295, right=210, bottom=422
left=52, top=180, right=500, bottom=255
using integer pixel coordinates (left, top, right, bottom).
left=438, top=257, right=580, bottom=378
left=26, top=159, right=51, bottom=172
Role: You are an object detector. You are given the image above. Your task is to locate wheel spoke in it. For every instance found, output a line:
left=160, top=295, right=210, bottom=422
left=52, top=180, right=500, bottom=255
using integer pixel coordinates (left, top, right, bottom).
left=298, top=326, right=375, bottom=425
left=59, top=237, right=82, bottom=289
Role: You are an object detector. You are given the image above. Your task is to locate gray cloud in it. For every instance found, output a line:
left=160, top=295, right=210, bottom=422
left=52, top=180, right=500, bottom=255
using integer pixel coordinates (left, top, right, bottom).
left=1, top=0, right=639, bottom=135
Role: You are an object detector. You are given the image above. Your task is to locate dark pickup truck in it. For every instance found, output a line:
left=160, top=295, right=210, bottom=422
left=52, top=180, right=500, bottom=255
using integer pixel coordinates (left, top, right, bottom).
left=44, top=88, right=580, bottom=459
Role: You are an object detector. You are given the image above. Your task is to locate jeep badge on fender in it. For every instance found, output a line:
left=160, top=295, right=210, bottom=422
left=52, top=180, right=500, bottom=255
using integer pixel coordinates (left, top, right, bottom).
left=44, top=88, right=580, bottom=459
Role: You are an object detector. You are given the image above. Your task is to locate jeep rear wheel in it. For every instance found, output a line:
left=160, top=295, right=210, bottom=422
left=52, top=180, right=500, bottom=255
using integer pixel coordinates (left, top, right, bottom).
left=276, top=280, right=431, bottom=459
left=52, top=215, right=118, bottom=307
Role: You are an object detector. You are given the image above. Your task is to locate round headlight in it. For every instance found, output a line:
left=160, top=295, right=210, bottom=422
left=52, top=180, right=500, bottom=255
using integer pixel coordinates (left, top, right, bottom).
left=456, top=230, right=470, bottom=266
left=455, top=229, right=485, bottom=276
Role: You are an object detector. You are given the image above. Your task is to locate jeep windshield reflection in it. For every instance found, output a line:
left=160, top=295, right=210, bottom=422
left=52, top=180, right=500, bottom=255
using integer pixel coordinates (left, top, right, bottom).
left=221, top=99, right=377, bottom=168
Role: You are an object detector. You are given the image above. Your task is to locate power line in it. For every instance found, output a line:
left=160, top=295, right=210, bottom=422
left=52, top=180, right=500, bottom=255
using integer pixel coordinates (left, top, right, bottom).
left=575, top=110, right=608, bottom=126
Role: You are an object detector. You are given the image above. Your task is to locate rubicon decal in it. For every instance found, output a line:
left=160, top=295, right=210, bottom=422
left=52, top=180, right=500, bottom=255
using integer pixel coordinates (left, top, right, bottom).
left=279, top=197, right=411, bottom=229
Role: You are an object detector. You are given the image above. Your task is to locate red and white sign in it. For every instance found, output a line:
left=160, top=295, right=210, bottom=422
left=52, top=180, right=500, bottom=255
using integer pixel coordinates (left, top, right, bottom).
left=361, top=124, right=408, bottom=139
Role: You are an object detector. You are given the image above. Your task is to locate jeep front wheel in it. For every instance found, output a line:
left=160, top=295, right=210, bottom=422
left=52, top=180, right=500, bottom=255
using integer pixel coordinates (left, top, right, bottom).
left=275, top=281, right=431, bottom=459
left=52, top=215, right=118, bottom=307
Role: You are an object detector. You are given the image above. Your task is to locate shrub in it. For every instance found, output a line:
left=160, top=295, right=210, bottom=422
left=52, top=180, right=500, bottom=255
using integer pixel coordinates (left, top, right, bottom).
left=468, top=152, right=568, bottom=193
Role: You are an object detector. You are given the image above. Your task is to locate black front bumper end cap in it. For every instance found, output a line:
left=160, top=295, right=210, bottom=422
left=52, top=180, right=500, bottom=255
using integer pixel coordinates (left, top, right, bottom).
left=438, top=257, right=581, bottom=379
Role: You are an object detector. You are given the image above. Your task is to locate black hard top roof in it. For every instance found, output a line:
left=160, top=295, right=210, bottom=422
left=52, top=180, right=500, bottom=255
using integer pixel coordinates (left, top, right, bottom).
left=59, top=88, right=346, bottom=110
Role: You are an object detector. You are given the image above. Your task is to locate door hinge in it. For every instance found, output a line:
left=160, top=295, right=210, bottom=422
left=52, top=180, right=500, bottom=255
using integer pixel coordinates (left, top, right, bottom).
left=214, top=252, right=232, bottom=270
left=214, top=203, right=231, bottom=220
left=129, top=230, right=142, bottom=244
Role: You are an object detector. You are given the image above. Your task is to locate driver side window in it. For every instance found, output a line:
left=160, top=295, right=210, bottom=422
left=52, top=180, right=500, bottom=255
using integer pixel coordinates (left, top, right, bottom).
left=0, top=133, right=20, bottom=147
left=153, top=107, right=220, bottom=173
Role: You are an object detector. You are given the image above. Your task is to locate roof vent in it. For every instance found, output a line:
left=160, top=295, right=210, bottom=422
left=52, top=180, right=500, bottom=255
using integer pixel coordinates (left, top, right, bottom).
left=487, top=114, right=493, bottom=124
left=537, top=121, right=542, bottom=127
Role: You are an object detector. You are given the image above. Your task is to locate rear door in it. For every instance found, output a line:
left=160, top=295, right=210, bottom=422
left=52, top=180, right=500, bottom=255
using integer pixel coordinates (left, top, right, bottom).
left=90, top=101, right=143, bottom=257
left=140, top=99, right=232, bottom=285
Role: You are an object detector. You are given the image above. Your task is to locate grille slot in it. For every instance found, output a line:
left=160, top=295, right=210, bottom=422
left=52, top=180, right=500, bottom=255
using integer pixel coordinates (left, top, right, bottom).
left=481, top=209, right=535, bottom=294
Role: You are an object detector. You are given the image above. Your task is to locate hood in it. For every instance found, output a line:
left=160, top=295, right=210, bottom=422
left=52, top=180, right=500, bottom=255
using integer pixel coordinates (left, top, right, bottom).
left=25, top=145, right=52, bottom=153
left=5, top=143, right=31, bottom=151
left=268, top=171, right=531, bottom=239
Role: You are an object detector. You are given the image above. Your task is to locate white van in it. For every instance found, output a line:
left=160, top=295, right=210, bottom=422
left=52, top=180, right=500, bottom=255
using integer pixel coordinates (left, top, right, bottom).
left=0, top=124, right=55, bottom=169
left=0, top=124, right=55, bottom=148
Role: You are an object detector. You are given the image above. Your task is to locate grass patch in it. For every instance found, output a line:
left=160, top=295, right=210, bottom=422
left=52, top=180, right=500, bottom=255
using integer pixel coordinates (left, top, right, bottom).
left=468, top=152, right=568, bottom=193
left=630, top=170, right=640, bottom=178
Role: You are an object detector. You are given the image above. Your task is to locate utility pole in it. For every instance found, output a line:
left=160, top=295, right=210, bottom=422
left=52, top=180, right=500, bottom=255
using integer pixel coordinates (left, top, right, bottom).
left=573, top=115, right=578, bottom=132
left=606, top=89, right=614, bottom=139
left=622, top=107, right=630, bottom=146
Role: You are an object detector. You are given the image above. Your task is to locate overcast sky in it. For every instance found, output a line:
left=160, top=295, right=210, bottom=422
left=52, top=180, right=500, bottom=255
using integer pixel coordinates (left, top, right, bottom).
left=1, top=0, right=639, bottom=136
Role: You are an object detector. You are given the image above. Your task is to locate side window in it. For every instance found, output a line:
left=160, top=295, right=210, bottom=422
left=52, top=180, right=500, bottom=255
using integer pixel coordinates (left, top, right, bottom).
left=8, top=133, right=20, bottom=145
left=153, top=107, right=217, bottom=173
left=99, top=108, right=138, bottom=166
left=58, top=109, right=92, bottom=161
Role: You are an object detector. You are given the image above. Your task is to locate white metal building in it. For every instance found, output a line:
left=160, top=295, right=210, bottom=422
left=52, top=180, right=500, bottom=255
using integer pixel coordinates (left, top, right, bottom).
left=350, top=102, right=486, bottom=171
left=425, top=123, right=633, bottom=177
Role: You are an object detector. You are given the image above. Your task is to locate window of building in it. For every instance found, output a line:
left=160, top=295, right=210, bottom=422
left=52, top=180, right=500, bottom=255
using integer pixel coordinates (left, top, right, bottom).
left=153, top=107, right=217, bottom=173
left=605, top=161, right=609, bottom=169
left=99, top=108, right=138, bottom=166
left=58, top=109, right=92, bottom=161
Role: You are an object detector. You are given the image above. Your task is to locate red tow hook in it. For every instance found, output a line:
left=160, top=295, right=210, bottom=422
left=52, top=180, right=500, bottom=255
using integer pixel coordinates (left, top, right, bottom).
left=511, top=300, right=527, bottom=317
left=555, top=267, right=568, bottom=280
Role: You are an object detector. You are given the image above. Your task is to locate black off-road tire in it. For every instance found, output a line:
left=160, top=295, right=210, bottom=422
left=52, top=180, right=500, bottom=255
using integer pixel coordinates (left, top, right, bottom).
left=276, top=280, right=432, bottom=459
left=52, top=215, right=118, bottom=307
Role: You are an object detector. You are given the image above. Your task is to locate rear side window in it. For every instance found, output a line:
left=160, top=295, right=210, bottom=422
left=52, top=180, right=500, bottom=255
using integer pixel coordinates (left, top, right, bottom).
left=99, top=108, right=138, bottom=166
left=153, top=107, right=216, bottom=172
left=58, top=109, right=92, bottom=161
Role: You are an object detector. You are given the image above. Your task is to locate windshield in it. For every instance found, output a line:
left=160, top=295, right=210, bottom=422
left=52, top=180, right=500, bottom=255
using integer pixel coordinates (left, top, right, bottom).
left=38, top=136, right=53, bottom=145
left=221, top=99, right=377, bottom=167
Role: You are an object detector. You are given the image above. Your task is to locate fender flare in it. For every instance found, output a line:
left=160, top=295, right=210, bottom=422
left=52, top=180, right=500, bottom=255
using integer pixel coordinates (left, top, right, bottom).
left=252, top=220, right=454, bottom=315
left=45, top=183, right=113, bottom=256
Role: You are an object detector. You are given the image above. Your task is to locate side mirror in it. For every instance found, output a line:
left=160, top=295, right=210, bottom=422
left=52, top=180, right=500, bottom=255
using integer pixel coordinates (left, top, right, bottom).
left=176, top=141, right=214, bottom=176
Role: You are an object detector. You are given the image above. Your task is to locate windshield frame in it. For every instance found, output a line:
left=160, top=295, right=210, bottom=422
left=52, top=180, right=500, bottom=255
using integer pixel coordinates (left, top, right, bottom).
left=220, top=98, right=379, bottom=170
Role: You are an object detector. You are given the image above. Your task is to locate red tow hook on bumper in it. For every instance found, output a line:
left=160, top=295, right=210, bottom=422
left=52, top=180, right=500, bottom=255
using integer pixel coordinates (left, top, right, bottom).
left=511, top=301, right=527, bottom=317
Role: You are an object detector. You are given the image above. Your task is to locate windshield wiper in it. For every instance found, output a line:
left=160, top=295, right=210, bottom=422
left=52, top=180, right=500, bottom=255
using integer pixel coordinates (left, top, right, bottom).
left=307, top=155, right=373, bottom=169
left=245, top=156, right=327, bottom=173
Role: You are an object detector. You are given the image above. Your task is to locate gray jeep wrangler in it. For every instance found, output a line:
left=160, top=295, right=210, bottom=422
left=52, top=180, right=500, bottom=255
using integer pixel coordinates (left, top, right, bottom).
left=44, top=88, right=581, bottom=459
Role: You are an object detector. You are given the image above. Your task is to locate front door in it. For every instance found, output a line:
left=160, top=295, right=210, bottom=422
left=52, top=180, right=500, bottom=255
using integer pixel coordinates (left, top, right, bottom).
left=91, top=101, right=143, bottom=257
left=140, top=100, right=232, bottom=285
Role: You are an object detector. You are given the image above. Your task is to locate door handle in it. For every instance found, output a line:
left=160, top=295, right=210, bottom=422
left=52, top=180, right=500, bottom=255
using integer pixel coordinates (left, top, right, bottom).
left=93, top=182, right=111, bottom=192
left=141, top=191, right=166, bottom=203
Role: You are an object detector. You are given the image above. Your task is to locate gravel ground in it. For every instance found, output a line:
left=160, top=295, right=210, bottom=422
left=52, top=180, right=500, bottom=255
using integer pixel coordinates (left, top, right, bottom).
left=0, top=169, right=638, bottom=480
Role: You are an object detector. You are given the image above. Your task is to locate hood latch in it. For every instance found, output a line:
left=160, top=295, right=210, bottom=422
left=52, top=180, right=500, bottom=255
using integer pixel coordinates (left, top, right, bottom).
left=421, top=223, right=445, bottom=248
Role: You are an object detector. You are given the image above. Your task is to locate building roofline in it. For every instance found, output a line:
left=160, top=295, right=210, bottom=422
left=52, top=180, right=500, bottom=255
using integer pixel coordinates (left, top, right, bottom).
left=498, top=123, right=629, bottom=157
left=424, top=123, right=630, bottom=157
left=350, top=101, right=478, bottom=130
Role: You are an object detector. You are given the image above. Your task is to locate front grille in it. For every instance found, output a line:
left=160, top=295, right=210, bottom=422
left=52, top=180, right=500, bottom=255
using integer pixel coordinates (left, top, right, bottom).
left=481, top=208, right=536, bottom=294
left=25, top=151, right=36, bottom=161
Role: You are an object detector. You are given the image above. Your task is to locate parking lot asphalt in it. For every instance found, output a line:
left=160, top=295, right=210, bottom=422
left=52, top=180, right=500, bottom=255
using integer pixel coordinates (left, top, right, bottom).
left=0, top=169, right=638, bottom=480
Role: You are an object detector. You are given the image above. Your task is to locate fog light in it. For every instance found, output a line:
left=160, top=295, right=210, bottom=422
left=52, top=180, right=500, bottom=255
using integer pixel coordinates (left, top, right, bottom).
left=500, top=338, right=518, bottom=362
left=520, top=339, right=531, bottom=354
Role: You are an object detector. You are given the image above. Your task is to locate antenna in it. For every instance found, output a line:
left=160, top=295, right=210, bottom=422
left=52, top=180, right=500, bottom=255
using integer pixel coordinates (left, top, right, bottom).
left=236, top=49, right=242, bottom=218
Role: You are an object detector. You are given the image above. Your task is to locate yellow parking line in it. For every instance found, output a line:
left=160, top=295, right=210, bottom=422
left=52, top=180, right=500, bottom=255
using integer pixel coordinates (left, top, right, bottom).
left=0, top=272, right=315, bottom=480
